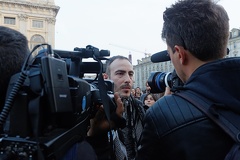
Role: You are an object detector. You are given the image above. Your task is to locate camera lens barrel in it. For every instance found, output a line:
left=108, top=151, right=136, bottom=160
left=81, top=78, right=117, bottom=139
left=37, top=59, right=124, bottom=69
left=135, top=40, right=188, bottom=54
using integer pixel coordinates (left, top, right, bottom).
left=148, top=71, right=172, bottom=93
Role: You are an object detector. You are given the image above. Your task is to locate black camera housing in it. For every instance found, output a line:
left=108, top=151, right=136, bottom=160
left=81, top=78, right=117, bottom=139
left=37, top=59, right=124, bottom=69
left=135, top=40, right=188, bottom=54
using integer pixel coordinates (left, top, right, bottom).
left=0, top=45, right=114, bottom=159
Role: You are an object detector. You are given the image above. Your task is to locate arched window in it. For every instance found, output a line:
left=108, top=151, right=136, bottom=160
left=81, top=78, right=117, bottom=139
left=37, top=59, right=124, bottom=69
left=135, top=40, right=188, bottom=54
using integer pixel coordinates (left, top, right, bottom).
left=30, top=34, right=45, bottom=56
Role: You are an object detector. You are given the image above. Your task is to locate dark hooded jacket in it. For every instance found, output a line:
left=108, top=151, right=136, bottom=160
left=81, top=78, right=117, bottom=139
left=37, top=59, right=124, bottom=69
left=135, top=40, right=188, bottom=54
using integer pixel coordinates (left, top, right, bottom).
left=136, top=57, right=240, bottom=160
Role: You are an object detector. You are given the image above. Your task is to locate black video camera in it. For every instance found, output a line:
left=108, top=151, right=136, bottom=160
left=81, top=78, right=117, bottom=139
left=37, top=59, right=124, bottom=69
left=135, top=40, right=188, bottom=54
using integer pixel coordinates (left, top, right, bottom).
left=0, top=44, right=115, bottom=159
left=147, top=69, right=184, bottom=93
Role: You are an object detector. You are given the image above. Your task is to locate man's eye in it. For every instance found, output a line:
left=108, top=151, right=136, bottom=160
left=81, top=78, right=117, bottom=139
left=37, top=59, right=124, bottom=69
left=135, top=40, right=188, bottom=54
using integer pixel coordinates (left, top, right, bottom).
left=117, top=72, right=124, bottom=75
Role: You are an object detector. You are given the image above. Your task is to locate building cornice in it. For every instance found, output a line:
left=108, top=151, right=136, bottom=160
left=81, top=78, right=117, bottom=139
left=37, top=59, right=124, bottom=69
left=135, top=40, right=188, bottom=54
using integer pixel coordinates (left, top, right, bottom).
left=0, top=0, right=60, bottom=16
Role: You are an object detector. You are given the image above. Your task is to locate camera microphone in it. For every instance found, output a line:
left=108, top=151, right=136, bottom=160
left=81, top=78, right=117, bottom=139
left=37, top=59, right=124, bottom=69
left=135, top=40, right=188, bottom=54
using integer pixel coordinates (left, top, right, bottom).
left=150, top=50, right=170, bottom=63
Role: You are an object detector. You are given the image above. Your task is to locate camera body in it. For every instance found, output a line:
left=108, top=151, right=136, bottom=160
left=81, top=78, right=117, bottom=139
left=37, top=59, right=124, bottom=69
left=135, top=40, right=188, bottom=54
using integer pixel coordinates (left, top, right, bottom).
left=0, top=45, right=114, bottom=159
left=147, top=70, right=184, bottom=93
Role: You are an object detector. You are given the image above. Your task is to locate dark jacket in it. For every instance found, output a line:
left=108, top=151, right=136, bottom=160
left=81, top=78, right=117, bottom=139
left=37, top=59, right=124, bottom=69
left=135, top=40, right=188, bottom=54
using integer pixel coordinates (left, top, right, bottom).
left=118, top=95, right=145, bottom=159
left=136, top=57, right=240, bottom=160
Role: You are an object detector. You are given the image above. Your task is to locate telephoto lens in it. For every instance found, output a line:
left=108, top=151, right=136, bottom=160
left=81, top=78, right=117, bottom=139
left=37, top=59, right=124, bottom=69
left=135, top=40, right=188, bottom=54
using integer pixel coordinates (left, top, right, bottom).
left=147, top=71, right=172, bottom=93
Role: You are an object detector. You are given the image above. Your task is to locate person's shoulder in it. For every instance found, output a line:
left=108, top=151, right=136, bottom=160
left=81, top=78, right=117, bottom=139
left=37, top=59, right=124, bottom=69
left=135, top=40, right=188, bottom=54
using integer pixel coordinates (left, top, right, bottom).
left=147, top=93, right=205, bottom=124
left=146, top=95, right=178, bottom=116
left=150, top=94, right=182, bottom=112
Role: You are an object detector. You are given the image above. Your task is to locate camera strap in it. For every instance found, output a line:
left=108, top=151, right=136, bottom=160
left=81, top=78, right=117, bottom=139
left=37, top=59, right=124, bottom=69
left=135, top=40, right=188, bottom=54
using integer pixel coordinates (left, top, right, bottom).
left=98, top=74, right=111, bottom=123
left=175, top=90, right=240, bottom=143
left=98, top=72, right=115, bottom=153
left=175, top=90, right=240, bottom=160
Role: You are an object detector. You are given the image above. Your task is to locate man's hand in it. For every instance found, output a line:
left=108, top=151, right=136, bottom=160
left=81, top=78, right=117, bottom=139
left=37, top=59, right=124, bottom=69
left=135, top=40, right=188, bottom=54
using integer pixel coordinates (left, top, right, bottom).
left=114, top=92, right=124, bottom=117
left=164, top=86, right=172, bottom=96
left=87, top=92, right=124, bottom=136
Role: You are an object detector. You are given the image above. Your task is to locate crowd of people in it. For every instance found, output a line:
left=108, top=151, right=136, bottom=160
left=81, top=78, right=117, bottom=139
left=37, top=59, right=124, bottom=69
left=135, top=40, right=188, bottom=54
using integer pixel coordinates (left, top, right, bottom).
left=0, top=0, right=239, bottom=159
left=131, top=83, right=163, bottom=110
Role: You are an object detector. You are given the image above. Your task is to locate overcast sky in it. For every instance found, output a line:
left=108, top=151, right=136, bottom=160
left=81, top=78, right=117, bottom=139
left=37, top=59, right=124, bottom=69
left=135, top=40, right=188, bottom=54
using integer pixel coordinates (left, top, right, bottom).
left=54, top=0, right=240, bottom=65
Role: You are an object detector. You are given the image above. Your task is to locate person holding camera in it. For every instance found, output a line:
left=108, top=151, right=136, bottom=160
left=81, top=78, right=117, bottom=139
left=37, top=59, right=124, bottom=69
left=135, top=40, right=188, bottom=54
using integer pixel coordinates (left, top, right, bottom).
left=87, top=55, right=145, bottom=160
left=0, top=26, right=29, bottom=112
left=136, top=0, right=237, bottom=159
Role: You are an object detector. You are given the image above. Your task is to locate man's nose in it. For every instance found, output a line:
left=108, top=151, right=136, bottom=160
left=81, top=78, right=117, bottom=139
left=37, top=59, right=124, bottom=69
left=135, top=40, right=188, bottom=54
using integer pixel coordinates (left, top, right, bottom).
left=124, top=74, right=132, bottom=82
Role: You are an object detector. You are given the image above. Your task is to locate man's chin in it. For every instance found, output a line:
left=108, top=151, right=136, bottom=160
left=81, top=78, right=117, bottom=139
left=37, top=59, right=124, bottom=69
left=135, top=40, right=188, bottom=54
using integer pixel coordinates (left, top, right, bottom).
left=119, top=92, right=131, bottom=98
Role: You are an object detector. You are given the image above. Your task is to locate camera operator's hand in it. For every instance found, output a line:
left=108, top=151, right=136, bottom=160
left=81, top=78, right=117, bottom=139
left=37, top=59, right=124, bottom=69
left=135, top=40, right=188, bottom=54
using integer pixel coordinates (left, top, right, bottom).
left=115, top=92, right=124, bottom=117
left=87, top=92, right=124, bottom=136
left=164, top=86, right=172, bottom=96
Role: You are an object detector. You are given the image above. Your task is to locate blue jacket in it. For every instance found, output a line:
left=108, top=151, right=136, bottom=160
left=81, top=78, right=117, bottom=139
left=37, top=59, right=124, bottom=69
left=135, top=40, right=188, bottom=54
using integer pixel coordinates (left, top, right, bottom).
left=137, top=57, right=240, bottom=160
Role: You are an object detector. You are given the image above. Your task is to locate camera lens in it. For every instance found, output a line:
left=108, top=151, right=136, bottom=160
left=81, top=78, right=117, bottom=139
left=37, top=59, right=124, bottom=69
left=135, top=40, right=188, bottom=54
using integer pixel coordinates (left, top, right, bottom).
left=147, top=71, right=172, bottom=93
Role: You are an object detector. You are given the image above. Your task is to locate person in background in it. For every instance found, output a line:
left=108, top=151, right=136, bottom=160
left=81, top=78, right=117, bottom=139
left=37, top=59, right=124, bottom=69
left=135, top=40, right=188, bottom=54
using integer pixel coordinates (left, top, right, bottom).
left=131, top=88, right=136, bottom=96
left=0, top=26, right=29, bottom=111
left=140, top=81, right=150, bottom=102
left=134, top=87, right=142, bottom=100
left=136, top=0, right=236, bottom=159
left=143, top=93, right=157, bottom=110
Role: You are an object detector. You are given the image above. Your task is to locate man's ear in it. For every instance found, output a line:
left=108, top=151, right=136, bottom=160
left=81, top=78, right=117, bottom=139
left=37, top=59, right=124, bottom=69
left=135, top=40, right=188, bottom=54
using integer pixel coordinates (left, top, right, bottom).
left=103, top=73, right=109, bottom=79
left=174, top=45, right=187, bottom=65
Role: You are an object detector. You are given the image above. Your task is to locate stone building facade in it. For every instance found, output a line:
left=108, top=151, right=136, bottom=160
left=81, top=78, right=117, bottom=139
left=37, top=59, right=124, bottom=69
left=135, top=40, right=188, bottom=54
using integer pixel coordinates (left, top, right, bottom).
left=0, top=0, right=59, bottom=53
left=227, top=28, right=240, bottom=58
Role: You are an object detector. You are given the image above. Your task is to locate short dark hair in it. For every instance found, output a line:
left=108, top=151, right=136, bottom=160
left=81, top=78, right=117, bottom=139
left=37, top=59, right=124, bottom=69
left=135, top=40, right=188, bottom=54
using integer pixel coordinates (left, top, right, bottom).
left=105, top=55, right=131, bottom=77
left=0, top=26, right=29, bottom=108
left=162, top=0, right=229, bottom=61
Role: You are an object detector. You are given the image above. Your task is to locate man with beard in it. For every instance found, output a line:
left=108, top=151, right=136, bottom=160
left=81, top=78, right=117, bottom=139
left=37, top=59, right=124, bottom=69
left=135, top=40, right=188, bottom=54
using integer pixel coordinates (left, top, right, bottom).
left=88, top=55, right=145, bottom=160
